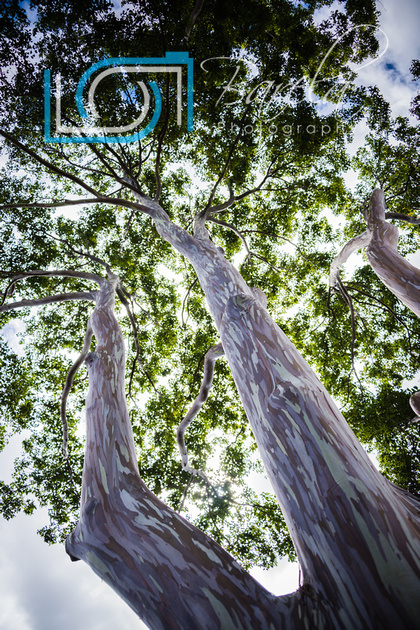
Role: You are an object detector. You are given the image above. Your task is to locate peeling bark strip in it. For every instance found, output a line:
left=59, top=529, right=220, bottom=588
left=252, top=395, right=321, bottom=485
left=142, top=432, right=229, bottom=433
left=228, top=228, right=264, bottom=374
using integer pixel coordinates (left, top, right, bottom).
left=66, top=191, right=420, bottom=630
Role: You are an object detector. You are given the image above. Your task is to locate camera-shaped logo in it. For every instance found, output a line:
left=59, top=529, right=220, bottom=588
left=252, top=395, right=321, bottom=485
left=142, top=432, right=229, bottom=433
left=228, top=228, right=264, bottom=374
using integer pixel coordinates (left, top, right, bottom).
left=44, top=52, right=193, bottom=143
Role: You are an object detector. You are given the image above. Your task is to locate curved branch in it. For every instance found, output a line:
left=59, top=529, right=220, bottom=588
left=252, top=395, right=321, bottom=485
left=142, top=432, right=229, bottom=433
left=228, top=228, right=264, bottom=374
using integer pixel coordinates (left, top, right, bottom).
left=205, top=162, right=279, bottom=216
left=366, top=189, right=420, bottom=318
left=335, top=278, right=363, bottom=390
left=0, top=268, right=105, bottom=287
left=329, top=230, right=372, bottom=288
left=242, top=228, right=312, bottom=262
left=346, top=281, right=416, bottom=356
left=208, top=216, right=251, bottom=256
left=116, top=287, right=158, bottom=396
left=207, top=187, right=235, bottom=214
left=61, top=324, right=94, bottom=458
left=177, top=343, right=224, bottom=479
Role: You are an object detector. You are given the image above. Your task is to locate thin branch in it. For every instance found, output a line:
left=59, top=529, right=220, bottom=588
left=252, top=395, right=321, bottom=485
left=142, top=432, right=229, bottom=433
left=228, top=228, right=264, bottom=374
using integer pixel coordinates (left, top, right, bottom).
left=209, top=217, right=281, bottom=273
left=346, top=282, right=415, bottom=356
left=1, top=128, right=150, bottom=205
left=42, top=233, right=112, bottom=274
left=61, top=324, right=94, bottom=459
left=385, top=212, right=420, bottom=225
left=335, top=277, right=364, bottom=393
left=205, top=158, right=279, bottom=216
left=120, top=208, right=137, bottom=251
left=0, top=129, right=100, bottom=197
left=181, top=277, right=198, bottom=327
left=116, top=287, right=158, bottom=396
left=202, top=110, right=251, bottom=216
left=177, top=343, right=224, bottom=480
left=57, top=146, right=113, bottom=179
left=241, top=228, right=312, bottom=262
left=184, top=0, right=205, bottom=41
left=0, top=291, right=95, bottom=313
left=209, top=216, right=250, bottom=255
left=154, top=78, right=171, bottom=202
left=87, top=142, right=125, bottom=181
left=177, top=473, right=195, bottom=513
left=0, top=268, right=105, bottom=286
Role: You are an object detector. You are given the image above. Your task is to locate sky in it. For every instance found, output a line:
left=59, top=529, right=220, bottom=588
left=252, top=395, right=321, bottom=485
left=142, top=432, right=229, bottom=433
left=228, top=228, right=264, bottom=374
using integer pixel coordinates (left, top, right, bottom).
left=0, top=1, right=419, bottom=628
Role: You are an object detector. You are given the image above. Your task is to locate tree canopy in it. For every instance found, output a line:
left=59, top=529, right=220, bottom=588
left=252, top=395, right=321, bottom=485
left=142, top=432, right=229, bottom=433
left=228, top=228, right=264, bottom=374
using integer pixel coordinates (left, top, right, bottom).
left=0, top=0, right=419, bottom=577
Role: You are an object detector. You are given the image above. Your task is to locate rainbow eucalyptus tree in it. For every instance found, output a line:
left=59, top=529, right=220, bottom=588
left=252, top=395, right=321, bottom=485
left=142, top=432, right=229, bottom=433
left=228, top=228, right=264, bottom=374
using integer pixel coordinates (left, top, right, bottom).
left=1, top=183, right=419, bottom=629
left=1, top=1, right=419, bottom=629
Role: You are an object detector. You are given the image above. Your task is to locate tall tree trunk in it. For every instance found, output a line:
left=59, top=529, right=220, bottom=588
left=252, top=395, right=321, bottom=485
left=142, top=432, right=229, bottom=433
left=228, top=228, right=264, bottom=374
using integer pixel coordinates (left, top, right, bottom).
left=65, top=273, right=300, bottom=629
left=67, top=199, right=420, bottom=630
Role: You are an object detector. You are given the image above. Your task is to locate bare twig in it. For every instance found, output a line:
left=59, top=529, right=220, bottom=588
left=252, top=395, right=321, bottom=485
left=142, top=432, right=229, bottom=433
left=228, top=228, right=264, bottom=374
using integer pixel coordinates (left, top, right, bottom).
left=0, top=129, right=150, bottom=204
left=242, top=228, right=312, bottom=262
left=0, top=129, right=100, bottom=197
left=335, top=277, right=364, bottom=393
left=154, top=81, right=171, bottom=202
left=346, top=282, right=416, bottom=357
left=177, top=472, right=195, bottom=513
left=202, top=110, right=251, bottom=216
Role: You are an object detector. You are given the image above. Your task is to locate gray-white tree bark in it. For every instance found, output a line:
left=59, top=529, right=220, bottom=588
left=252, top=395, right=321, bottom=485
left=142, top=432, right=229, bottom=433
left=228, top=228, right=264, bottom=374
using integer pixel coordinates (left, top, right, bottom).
left=63, top=188, right=420, bottom=629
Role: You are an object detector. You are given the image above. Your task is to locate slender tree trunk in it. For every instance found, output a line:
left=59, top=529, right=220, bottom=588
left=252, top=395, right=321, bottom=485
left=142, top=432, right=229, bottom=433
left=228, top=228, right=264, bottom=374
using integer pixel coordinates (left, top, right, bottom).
left=67, top=199, right=420, bottom=629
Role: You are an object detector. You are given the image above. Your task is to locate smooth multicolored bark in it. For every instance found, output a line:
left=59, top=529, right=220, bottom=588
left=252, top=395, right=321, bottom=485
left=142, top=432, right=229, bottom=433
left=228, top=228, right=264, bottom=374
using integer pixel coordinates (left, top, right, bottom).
left=66, top=192, right=420, bottom=629
left=65, top=274, right=299, bottom=629
left=366, top=189, right=420, bottom=318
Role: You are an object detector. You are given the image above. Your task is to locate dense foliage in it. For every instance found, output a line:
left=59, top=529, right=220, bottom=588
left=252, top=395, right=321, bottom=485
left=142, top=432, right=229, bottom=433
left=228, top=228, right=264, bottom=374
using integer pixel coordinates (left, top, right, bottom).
left=0, top=0, right=419, bottom=573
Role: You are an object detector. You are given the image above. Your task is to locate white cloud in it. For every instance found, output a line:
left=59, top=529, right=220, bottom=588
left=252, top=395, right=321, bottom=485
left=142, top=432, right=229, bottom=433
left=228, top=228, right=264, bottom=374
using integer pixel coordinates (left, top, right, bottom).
left=0, top=438, right=146, bottom=630
left=354, top=0, right=420, bottom=117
